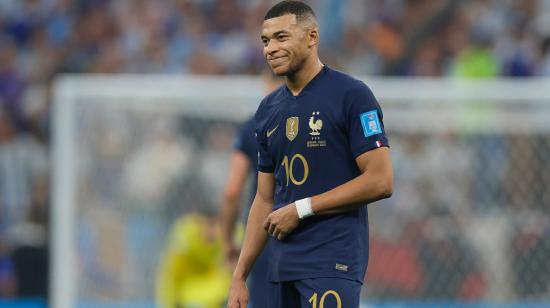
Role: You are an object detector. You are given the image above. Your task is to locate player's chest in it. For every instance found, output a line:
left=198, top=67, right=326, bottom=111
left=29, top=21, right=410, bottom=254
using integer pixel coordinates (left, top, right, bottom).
left=266, top=98, right=345, bottom=152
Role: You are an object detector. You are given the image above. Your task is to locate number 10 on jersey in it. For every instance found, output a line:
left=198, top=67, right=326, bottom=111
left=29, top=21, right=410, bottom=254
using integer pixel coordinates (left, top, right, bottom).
left=281, top=154, right=309, bottom=186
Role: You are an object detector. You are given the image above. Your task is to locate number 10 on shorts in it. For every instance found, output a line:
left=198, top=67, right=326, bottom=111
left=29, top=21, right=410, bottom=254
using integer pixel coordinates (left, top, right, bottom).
left=308, top=290, right=342, bottom=308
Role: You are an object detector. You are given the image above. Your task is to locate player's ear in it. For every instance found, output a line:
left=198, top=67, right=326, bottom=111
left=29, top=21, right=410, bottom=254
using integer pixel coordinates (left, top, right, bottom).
left=307, top=27, right=319, bottom=48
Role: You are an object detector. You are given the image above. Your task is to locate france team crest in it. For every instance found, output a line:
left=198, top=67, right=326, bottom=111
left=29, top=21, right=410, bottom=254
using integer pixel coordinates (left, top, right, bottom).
left=360, top=110, right=382, bottom=137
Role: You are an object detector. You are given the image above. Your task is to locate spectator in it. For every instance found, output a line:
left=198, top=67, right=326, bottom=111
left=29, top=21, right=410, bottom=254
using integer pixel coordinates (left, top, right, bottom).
left=9, top=196, right=49, bottom=300
left=0, top=106, right=48, bottom=231
left=0, top=37, right=27, bottom=131
left=0, top=236, right=16, bottom=299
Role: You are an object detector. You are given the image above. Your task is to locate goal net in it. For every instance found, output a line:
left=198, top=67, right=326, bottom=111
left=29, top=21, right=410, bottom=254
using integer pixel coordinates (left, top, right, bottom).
left=52, top=76, right=550, bottom=307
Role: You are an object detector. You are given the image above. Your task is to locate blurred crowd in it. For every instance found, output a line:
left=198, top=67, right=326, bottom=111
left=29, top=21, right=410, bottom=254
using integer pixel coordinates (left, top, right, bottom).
left=1, top=0, right=550, bottom=305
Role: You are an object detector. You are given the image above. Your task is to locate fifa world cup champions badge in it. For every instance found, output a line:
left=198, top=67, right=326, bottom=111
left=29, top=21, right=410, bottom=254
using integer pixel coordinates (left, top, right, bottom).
left=286, top=117, right=299, bottom=141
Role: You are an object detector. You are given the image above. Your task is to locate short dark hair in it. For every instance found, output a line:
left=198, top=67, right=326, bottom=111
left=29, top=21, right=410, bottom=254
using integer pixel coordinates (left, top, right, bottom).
left=264, top=1, right=316, bottom=23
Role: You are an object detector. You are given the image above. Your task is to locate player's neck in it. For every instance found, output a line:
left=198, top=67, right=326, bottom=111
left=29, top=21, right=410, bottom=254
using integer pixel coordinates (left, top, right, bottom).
left=285, top=58, right=323, bottom=96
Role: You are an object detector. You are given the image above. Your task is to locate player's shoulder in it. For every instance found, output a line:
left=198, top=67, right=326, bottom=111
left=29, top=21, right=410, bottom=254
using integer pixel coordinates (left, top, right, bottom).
left=326, top=66, right=371, bottom=93
left=260, top=84, right=287, bottom=108
left=242, top=115, right=256, bottom=131
left=255, top=85, right=287, bottom=122
left=321, top=67, right=377, bottom=110
left=235, top=115, right=256, bottom=146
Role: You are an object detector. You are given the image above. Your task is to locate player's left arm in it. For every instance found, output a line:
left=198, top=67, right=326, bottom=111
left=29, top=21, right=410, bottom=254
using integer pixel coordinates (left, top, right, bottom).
left=264, top=147, right=392, bottom=240
left=309, top=146, right=392, bottom=215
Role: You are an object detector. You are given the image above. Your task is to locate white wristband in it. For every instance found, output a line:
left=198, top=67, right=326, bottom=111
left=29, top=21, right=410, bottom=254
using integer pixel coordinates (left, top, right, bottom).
left=295, top=197, right=314, bottom=220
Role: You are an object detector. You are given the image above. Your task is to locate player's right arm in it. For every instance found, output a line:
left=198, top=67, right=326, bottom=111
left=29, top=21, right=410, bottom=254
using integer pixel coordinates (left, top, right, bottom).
left=227, top=171, right=274, bottom=308
left=220, top=150, right=251, bottom=266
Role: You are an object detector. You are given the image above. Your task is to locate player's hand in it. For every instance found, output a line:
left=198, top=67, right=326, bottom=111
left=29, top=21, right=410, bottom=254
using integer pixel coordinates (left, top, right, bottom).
left=263, top=203, right=299, bottom=240
left=227, top=277, right=248, bottom=308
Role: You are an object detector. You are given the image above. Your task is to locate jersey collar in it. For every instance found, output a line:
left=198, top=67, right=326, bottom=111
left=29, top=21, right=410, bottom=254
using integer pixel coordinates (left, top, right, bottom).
left=284, top=64, right=329, bottom=98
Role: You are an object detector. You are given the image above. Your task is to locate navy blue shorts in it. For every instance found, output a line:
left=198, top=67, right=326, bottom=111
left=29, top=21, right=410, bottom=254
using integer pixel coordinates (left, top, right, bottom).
left=247, top=247, right=270, bottom=308
left=267, top=278, right=362, bottom=308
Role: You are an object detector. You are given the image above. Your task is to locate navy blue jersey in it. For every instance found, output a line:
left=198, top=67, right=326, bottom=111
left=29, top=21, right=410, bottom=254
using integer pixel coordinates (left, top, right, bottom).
left=254, top=66, right=389, bottom=283
left=233, top=116, right=259, bottom=204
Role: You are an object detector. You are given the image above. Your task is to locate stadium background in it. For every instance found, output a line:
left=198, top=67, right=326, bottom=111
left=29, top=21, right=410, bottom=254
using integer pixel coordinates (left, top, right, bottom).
left=1, top=0, right=550, bottom=307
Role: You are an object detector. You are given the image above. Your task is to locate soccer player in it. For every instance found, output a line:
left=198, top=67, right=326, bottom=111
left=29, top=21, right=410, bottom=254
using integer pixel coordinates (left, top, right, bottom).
left=156, top=209, right=231, bottom=308
left=220, top=71, right=282, bottom=308
left=227, top=1, right=393, bottom=308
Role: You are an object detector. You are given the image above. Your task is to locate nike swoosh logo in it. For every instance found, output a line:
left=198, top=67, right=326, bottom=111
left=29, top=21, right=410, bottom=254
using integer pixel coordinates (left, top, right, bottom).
left=267, top=125, right=279, bottom=137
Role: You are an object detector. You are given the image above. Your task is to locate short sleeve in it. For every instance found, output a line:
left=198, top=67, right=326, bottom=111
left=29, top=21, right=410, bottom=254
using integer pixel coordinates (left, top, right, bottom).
left=233, top=127, right=245, bottom=152
left=345, top=83, right=389, bottom=158
left=233, top=117, right=258, bottom=171
left=255, top=108, right=275, bottom=173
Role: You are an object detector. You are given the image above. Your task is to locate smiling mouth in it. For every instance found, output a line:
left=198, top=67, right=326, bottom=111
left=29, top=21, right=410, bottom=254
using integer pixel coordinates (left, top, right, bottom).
left=269, top=56, right=288, bottom=66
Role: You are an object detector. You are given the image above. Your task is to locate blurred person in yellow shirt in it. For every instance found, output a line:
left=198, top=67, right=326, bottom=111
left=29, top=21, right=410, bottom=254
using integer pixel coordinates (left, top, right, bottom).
left=156, top=207, right=231, bottom=308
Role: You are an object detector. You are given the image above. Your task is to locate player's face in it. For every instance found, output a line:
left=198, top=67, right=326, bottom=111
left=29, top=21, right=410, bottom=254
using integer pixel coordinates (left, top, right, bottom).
left=261, top=14, right=312, bottom=76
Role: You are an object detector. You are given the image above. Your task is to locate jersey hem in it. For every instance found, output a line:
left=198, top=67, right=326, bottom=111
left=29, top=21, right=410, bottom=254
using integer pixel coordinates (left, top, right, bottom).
left=258, top=166, right=275, bottom=173
left=352, top=143, right=390, bottom=159
left=269, top=272, right=364, bottom=284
